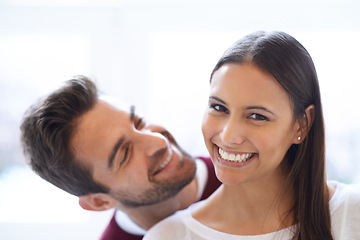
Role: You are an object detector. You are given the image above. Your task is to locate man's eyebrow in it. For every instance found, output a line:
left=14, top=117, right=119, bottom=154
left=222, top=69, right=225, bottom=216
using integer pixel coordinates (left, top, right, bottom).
left=108, top=137, right=125, bottom=169
left=209, top=96, right=226, bottom=105
left=130, top=105, right=135, bottom=123
left=108, top=105, right=134, bottom=169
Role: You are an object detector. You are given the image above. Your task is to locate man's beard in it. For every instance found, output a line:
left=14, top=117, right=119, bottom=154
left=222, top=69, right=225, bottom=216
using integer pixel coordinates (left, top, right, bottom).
left=109, top=131, right=196, bottom=208
left=110, top=166, right=195, bottom=208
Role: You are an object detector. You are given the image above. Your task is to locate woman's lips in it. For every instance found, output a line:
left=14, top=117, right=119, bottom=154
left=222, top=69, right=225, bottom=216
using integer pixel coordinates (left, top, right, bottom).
left=215, top=145, right=257, bottom=167
left=218, top=147, right=255, bottom=163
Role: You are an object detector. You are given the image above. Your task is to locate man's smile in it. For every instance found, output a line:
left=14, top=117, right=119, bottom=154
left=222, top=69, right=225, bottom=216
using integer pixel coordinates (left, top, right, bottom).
left=153, top=146, right=173, bottom=176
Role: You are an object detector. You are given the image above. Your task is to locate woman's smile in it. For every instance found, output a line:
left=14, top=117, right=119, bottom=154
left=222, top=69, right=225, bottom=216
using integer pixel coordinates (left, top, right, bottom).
left=218, top=147, right=255, bottom=163
left=214, top=144, right=257, bottom=168
left=202, top=63, right=299, bottom=185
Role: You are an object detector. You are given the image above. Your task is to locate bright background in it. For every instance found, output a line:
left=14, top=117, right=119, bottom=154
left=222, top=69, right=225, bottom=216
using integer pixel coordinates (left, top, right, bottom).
left=0, top=0, right=359, bottom=239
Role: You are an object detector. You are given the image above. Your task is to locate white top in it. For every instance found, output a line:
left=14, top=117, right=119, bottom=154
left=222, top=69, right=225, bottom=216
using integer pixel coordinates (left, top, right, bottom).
left=144, top=181, right=360, bottom=240
left=114, top=158, right=208, bottom=235
left=329, top=181, right=360, bottom=240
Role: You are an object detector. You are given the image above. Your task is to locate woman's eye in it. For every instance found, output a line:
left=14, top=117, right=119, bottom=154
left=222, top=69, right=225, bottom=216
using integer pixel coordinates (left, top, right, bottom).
left=210, top=104, right=228, bottom=113
left=249, top=113, right=268, bottom=121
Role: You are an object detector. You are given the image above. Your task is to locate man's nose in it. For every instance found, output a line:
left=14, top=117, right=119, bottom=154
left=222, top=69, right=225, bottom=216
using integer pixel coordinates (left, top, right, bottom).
left=219, top=118, right=246, bottom=146
left=137, top=130, right=169, bottom=158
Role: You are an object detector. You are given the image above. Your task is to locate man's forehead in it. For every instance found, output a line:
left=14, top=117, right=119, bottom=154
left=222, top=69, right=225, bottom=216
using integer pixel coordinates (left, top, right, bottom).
left=99, top=94, right=132, bottom=112
left=72, top=95, right=132, bottom=161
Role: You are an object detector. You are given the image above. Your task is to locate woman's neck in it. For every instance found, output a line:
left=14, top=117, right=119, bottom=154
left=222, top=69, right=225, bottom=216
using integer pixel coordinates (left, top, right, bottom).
left=192, top=174, right=295, bottom=235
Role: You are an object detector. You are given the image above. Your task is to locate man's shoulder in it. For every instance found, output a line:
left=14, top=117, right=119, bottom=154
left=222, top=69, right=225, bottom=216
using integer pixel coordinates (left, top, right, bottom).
left=99, top=212, right=143, bottom=240
left=196, top=156, right=221, bottom=200
left=197, top=156, right=212, bottom=165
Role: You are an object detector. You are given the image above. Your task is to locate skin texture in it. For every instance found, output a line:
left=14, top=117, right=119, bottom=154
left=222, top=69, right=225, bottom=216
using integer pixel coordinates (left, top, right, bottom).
left=198, top=63, right=303, bottom=234
left=202, top=63, right=300, bottom=186
left=72, top=98, right=197, bottom=229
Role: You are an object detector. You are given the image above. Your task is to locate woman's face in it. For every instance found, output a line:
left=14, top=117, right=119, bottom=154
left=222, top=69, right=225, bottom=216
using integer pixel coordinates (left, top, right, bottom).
left=202, top=63, right=300, bottom=186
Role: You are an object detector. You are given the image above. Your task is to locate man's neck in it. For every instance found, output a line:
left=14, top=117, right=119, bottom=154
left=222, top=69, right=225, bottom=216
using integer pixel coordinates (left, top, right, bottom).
left=120, top=176, right=198, bottom=230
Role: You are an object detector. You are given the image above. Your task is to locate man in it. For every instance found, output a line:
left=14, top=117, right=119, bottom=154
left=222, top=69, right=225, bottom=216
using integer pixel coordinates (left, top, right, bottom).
left=20, top=76, right=221, bottom=240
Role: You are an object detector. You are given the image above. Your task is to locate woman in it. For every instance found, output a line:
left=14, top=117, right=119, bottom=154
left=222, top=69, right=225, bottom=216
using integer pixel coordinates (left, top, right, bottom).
left=144, top=31, right=360, bottom=240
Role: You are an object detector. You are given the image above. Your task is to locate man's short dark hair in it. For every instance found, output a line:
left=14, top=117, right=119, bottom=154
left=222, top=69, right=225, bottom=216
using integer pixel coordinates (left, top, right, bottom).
left=20, top=76, right=109, bottom=196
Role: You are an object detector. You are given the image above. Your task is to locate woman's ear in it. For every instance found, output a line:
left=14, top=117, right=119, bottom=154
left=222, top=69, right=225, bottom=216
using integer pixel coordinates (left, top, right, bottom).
left=79, top=193, right=117, bottom=211
left=294, top=105, right=315, bottom=143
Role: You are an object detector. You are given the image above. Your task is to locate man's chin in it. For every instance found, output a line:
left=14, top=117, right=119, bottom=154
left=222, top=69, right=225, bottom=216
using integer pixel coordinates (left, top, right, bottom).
left=115, top=131, right=197, bottom=208
left=117, top=173, right=195, bottom=208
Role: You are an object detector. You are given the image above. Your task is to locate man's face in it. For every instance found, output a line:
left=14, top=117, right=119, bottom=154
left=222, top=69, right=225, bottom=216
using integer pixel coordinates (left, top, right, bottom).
left=71, top=98, right=196, bottom=208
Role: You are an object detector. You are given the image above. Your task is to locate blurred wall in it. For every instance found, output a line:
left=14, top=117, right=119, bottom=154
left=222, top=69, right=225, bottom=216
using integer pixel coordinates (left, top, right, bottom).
left=0, top=0, right=359, bottom=239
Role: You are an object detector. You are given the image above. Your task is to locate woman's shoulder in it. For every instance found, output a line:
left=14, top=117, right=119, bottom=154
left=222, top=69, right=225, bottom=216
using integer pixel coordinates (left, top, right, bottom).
left=329, top=180, right=360, bottom=211
left=328, top=181, right=360, bottom=239
left=344, top=182, right=360, bottom=205
left=329, top=180, right=360, bottom=196
left=143, top=206, right=194, bottom=240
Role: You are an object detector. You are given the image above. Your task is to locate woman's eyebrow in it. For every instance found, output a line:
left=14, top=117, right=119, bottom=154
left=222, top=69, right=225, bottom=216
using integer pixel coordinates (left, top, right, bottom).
left=246, top=106, right=276, bottom=116
left=209, top=96, right=226, bottom=104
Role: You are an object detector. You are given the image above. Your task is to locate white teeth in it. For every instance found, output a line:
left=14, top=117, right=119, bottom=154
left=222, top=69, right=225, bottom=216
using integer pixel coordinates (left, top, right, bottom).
left=157, top=149, right=173, bottom=172
left=218, top=148, right=254, bottom=163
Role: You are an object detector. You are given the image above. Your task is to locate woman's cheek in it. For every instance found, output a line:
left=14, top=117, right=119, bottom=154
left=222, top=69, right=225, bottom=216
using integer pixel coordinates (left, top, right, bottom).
left=202, top=115, right=222, bottom=144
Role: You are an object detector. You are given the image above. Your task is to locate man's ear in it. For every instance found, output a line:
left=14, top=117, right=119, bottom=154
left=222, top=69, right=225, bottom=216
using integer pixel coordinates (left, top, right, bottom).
left=79, top=193, right=117, bottom=211
left=294, top=104, right=315, bottom=143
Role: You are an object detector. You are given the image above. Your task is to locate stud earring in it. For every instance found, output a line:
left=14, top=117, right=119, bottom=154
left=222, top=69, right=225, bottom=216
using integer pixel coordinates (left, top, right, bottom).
left=297, top=136, right=301, bottom=141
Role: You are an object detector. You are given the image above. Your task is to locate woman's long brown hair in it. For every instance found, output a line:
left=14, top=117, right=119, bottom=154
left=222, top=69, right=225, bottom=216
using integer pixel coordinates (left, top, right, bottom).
left=210, top=31, right=333, bottom=240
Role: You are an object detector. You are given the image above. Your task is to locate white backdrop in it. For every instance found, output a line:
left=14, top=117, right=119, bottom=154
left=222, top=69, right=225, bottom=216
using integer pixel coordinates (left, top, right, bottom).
left=0, top=0, right=359, bottom=239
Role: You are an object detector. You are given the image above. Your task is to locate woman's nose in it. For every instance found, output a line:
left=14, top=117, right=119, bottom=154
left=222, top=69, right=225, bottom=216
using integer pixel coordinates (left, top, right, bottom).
left=219, top=118, right=246, bottom=146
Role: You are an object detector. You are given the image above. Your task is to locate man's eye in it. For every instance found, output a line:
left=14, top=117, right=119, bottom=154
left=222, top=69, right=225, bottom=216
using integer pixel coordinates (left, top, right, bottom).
left=210, top=104, right=228, bottom=113
left=135, top=117, right=144, bottom=129
left=249, top=113, right=268, bottom=121
left=118, top=145, right=131, bottom=169
left=120, top=147, right=129, bottom=166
